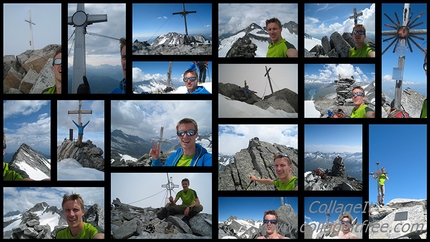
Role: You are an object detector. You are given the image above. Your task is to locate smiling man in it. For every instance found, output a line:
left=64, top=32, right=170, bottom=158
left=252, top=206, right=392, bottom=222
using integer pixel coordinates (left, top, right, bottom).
left=42, top=46, right=62, bottom=94
left=265, top=18, right=298, bottom=58
left=257, top=210, right=290, bottom=239
left=150, top=118, right=212, bottom=166
left=183, top=69, right=211, bottom=94
left=350, top=86, right=375, bottom=118
left=56, top=193, right=104, bottom=239
left=349, top=24, right=375, bottom=58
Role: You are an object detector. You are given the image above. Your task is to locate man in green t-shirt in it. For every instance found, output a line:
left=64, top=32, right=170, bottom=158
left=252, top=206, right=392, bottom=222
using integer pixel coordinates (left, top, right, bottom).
left=420, top=50, right=427, bottom=118
left=163, top=178, right=203, bottom=225
left=350, top=86, right=375, bottom=118
left=249, top=153, right=298, bottom=191
left=56, top=193, right=104, bottom=239
left=349, top=24, right=375, bottom=58
left=265, top=17, right=298, bottom=58
left=372, top=167, right=389, bottom=206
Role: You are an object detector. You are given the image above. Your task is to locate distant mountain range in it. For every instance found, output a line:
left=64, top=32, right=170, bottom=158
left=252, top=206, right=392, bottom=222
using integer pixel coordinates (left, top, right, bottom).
left=305, top=151, right=362, bottom=180
left=67, top=64, right=123, bottom=93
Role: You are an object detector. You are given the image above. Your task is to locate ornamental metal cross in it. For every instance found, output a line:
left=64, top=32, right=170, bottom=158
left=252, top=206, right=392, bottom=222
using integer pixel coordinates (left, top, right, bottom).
left=68, top=3, right=107, bottom=93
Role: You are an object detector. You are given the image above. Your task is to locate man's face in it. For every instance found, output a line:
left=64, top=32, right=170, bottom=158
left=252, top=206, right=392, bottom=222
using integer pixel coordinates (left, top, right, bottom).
left=184, top=72, right=198, bottom=93
left=341, top=218, right=352, bottom=232
left=182, top=181, right=189, bottom=192
left=51, top=53, right=62, bottom=83
left=352, top=89, right=365, bottom=106
left=274, top=158, right=290, bottom=180
left=63, top=200, right=84, bottom=229
left=267, top=22, right=282, bottom=44
left=264, top=214, right=277, bottom=235
left=121, top=45, right=126, bottom=79
left=177, top=123, right=197, bottom=150
left=352, top=27, right=366, bottom=45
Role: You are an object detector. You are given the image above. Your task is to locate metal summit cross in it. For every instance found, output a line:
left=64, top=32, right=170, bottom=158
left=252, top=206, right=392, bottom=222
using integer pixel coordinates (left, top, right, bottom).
left=24, top=10, right=36, bottom=50
left=349, top=8, right=363, bottom=25
left=68, top=3, right=107, bottom=93
left=173, top=3, right=196, bottom=44
left=264, top=66, right=274, bottom=94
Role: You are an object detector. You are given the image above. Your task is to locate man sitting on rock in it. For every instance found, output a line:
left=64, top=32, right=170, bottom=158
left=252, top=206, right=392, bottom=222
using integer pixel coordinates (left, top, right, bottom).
left=157, top=178, right=203, bottom=226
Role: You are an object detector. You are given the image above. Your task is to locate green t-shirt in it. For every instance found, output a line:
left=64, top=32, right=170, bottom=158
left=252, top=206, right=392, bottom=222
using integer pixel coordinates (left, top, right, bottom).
left=176, top=154, right=194, bottom=166
left=420, top=99, right=427, bottom=118
left=349, top=43, right=373, bottom=57
left=378, top=173, right=388, bottom=186
left=351, top=104, right=372, bottom=118
left=175, top=188, right=198, bottom=207
left=273, top=176, right=298, bottom=190
left=56, top=222, right=98, bottom=239
left=3, top=163, right=24, bottom=181
left=42, top=85, right=56, bottom=94
left=266, top=38, right=295, bottom=57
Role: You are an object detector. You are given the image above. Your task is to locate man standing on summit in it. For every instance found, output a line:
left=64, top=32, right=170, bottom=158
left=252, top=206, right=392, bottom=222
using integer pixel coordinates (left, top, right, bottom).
left=266, top=17, right=298, bottom=58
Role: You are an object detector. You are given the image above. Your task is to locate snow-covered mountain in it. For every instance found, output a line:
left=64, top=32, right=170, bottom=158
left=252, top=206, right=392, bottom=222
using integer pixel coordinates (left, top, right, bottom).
left=218, top=22, right=298, bottom=58
left=218, top=93, right=298, bottom=118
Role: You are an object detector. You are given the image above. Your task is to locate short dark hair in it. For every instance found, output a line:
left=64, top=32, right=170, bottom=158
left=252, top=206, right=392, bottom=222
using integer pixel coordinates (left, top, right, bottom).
left=266, top=18, right=282, bottom=29
left=181, top=178, right=190, bottom=185
left=176, top=118, right=198, bottom=132
left=120, top=37, right=126, bottom=52
left=263, top=210, right=278, bottom=220
left=273, top=153, right=292, bottom=165
left=62, top=193, right=85, bottom=211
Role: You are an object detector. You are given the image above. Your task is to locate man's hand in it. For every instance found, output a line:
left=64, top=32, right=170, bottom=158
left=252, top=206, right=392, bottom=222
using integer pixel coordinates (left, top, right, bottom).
left=77, top=76, right=91, bottom=94
left=184, top=207, right=190, bottom=216
left=149, top=141, right=161, bottom=160
left=169, top=196, right=174, bottom=203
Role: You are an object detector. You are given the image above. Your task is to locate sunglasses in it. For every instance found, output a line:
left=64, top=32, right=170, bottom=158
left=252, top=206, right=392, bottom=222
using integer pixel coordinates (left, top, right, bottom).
left=3, top=143, right=6, bottom=150
left=341, top=220, right=351, bottom=224
left=183, top=77, right=197, bottom=82
left=263, top=219, right=277, bottom=224
left=353, top=91, right=364, bottom=97
left=352, top=30, right=365, bottom=35
left=424, top=62, right=427, bottom=71
left=177, top=130, right=197, bottom=137
left=52, top=58, right=61, bottom=66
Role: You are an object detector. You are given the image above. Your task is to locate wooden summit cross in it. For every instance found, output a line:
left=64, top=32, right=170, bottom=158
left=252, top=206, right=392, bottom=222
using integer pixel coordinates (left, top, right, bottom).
left=68, top=3, right=107, bottom=93
left=349, top=8, right=363, bottom=25
left=156, top=126, right=170, bottom=158
left=67, top=100, right=92, bottom=140
left=264, top=66, right=274, bottom=94
left=173, top=3, right=196, bottom=44
left=24, top=10, right=36, bottom=50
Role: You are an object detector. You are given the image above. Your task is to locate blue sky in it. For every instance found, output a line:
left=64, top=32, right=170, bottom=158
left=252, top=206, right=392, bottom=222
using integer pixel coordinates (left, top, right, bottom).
left=111, top=172, right=212, bottom=214
left=218, top=3, right=298, bottom=37
left=3, top=4, right=61, bottom=56
left=110, top=100, right=212, bottom=140
left=219, top=197, right=298, bottom=222
left=3, top=100, right=51, bottom=156
left=305, top=197, right=363, bottom=224
left=132, top=61, right=212, bottom=89
left=305, top=64, right=375, bottom=88
left=305, top=3, right=375, bottom=40
left=218, top=125, right=298, bottom=156
left=305, top=124, right=362, bottom=153
left=381, top=3, right=427, bottom=96
left=132, top=3, right=212, bottom=42
left=3, top=187, right=104, bottom=214
left=368, top=124, right=427, bottom=205
left=57, top=100, right=105, bottom=154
